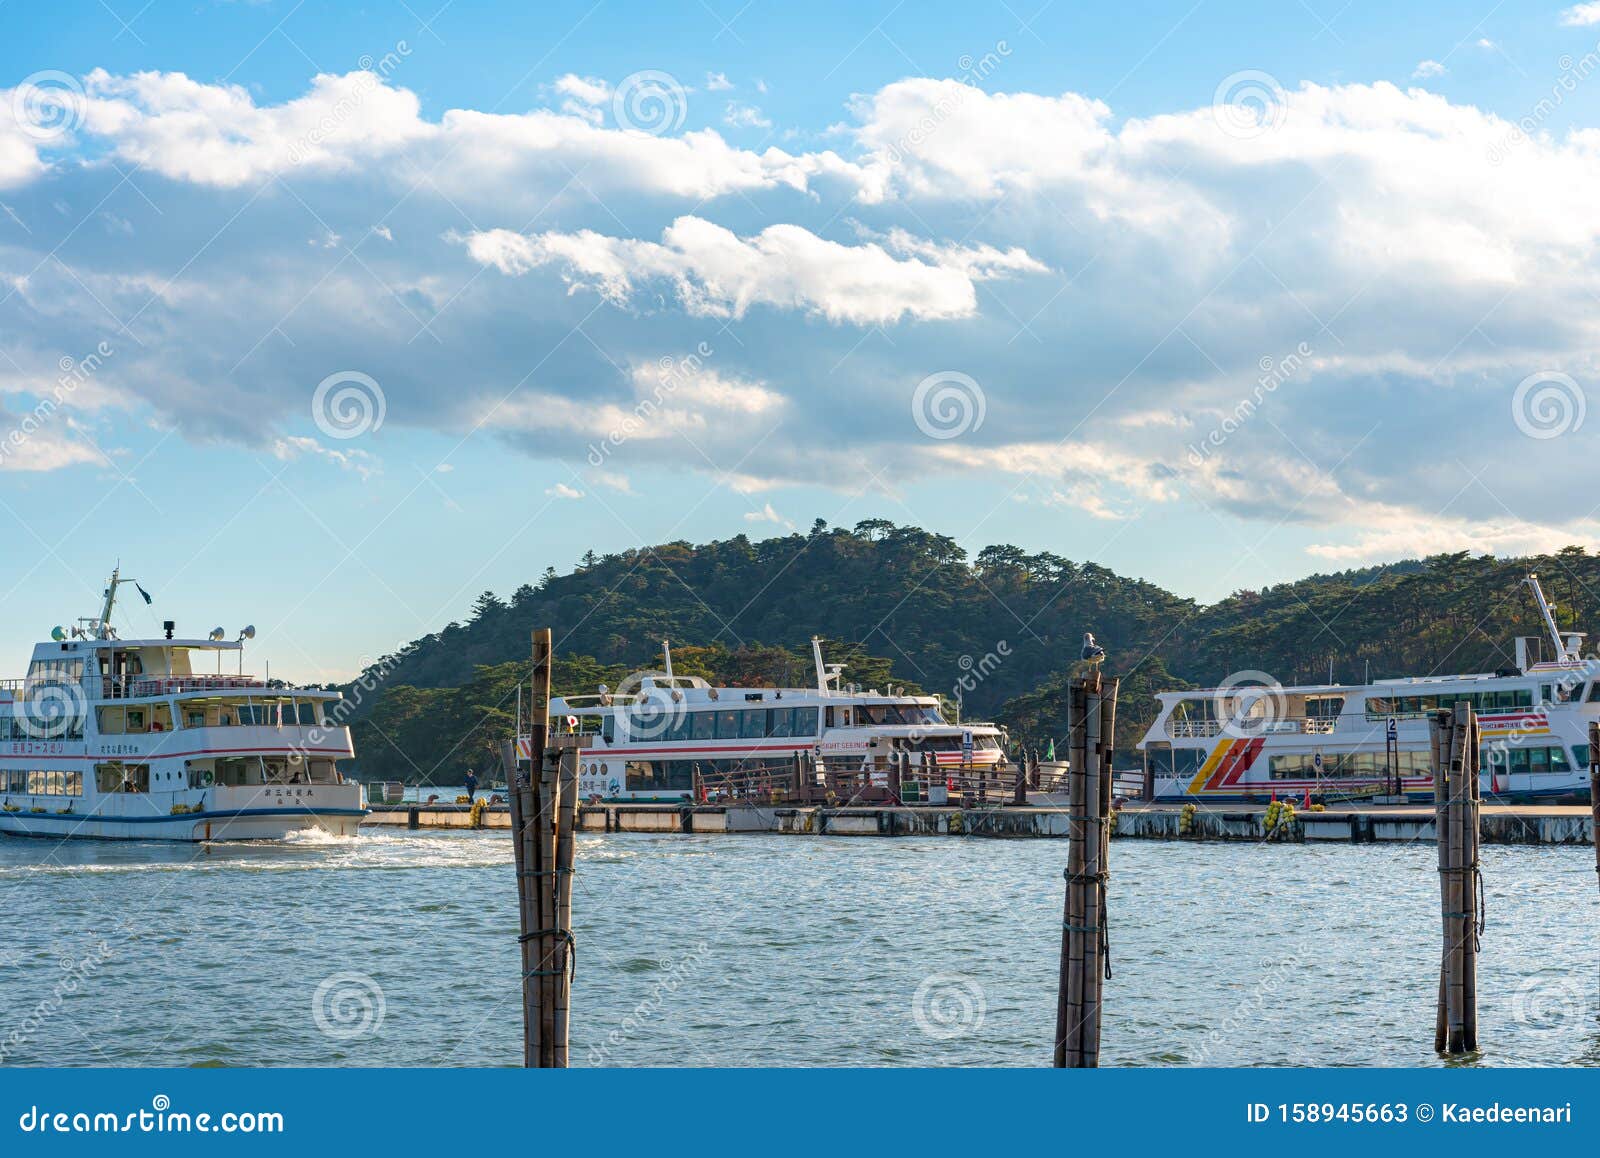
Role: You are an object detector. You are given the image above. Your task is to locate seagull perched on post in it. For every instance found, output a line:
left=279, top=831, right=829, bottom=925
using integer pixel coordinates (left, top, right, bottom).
left=1081, top=632, right=1106, bottom=665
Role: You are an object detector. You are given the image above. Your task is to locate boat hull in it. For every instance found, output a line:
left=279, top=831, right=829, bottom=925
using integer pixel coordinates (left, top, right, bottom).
left=0, top=806, right=366, bottom=842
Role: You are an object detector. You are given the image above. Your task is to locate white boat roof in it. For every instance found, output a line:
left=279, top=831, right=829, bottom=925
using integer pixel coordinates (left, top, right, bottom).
left=36, top=638, right=243, bottom=652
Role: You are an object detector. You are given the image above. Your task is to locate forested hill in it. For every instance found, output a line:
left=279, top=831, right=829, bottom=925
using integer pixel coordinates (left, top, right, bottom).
left=368, top=519, right=1197, bottom=714
left=346, top=521, right=1600, bottom=781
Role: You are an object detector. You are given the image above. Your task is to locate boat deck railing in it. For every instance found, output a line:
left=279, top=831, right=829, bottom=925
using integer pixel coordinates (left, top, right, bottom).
left=104, top=675, right=266, bottom=699
left=1168, top=716, right=1342, bottom=739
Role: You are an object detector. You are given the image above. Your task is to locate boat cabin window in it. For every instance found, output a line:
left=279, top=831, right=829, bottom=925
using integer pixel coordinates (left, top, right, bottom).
left=602, top=715, right=615, bottom=743
left=1, top=770, right=83, bottom=796
left=618, top=706, right=824, bottom=744
left=555, top=712, right=605, bottom=736
left=1145, top=746, right=1206, bottom=778
left=1365, top=688, right=1533, bottom=718
left=94, top=764, right=149, bottom=793
left=1481, top=744, right=1571, bottom=775
left=25, top=658, right=84, bottom=690
left=853, top=703, right=942, bottom=726
left=1268, top=751, right=1431, bottom=780
left=3, top=710, right=86, bottom=741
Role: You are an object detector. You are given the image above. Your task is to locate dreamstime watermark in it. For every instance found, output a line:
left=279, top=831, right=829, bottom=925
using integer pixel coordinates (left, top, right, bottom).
left=587, top=941, right=710, bottom=1064
left=612, top=70, right=687, bottom=134
left=293, top=643, right=418, bottom=758
left=15, top=681, right=88, bottom=741
left=0, top=341, right=115, bottom=471
left=286, top=40, right=412, bottom=165
left=911, top=973, right=986, bottom=1040
left=611, top=669, right=690, bottom=742
left=312, top=370, right=386, bottom=439
left=0, top=942, right=113, bottom=1063
left=945, top=640, right=1011, bottom=727
left=1211, top=670, right=1289, bottom=737
left=312, top=971, right=386, bottom=1040
left=1487, top=43, right=1600, bottom=165
left=1511, top=975, right=1595, bottom=1035
left=586, top=341, right=714, bottom=467
left=10, top=70, right=85, bottom=141
left=1511, top=370, right=1585, bottom=440
left=875, top=41, right=1012, bottom=166
left=17, top=1096, right=284, bottom=1135
left=912, top=370, right=986, bottom=439
left=1212, top=70, right=1288, bottom=140
left=1190, top=940, right=1310, bottom=1063
left=1187, top=341, right=1312, bottom=465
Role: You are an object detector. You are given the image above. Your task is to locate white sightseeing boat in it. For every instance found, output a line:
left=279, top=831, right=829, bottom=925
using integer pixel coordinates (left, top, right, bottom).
left=1137, top=575, right=1600, bottom=803
left=0, top=568, right=366, bottom=841
left=521, top=638, right=1006, bottom=802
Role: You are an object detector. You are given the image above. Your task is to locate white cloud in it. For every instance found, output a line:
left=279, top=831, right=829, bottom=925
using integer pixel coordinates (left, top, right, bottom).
left=552, top=74, right=611, bottom=106
left=1476, top=38, right=1497, bottom=49
left=463, top=216, right=1046, bottom=325
left=544, top=482, right=584, bottom=499
left=11, top=66, right=1600, bottom=573
left=705, top=72, right=733, bottom=92
left=271, top=435, right=379, bottom=478
left=1561, top=3, right=1600, bottom=27
left=1412, top=60, right=1447, bottom=79
left=744, top=502, right=793, bottom=527
left=724, top=102, right=771, bottom=129
left=552, top=74, right=611, bottom=124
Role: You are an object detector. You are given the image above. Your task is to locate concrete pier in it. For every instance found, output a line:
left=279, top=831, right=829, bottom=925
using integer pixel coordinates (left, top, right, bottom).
left=361, top=801, right=1595, bottom=846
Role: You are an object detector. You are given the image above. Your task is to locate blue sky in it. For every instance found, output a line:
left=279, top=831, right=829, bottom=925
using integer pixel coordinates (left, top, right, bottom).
left=2, top=0, right=1600, bottom=679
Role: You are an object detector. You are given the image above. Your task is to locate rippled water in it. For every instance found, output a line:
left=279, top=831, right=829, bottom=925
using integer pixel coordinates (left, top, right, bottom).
left=3, top=828, right=1598, bottom=1067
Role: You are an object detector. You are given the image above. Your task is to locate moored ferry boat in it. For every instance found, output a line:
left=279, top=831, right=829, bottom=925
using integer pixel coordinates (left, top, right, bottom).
left=0, top=568, right=366, bottom=841
left=1137, top=575, right=1599, bottom=804
left=525, top=639, right=1006, bottom=802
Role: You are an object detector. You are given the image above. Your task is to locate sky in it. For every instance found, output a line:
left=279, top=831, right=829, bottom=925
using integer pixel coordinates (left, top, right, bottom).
left=2, top=0, right=1600, bottom=680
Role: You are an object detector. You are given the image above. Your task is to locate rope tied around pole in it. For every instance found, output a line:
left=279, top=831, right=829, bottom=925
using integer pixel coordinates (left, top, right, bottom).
left=1436, top=862, right=1485, bottom=952
left=1061, top=868, right=1113, bottom=979
left=518, top=927, right=577, bottom=980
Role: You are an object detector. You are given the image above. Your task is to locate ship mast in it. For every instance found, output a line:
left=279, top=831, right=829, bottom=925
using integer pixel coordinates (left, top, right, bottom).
left=96, top=565, right=121, bottom=640
left=811, top=636, right=844, bottom=696
left=1525, top=573, right=1580, bottom=663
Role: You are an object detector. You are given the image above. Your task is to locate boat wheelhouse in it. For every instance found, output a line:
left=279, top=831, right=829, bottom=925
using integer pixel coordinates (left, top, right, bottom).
left=1136, top=575, right=1599, bottom=803
left=0, top=568, right=366, bottom=841
left=525, top=638, right=1006, bottom=802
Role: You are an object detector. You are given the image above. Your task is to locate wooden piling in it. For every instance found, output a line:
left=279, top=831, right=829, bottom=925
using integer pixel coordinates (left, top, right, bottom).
left=1590, top=721, right=1599, bottom=894
left=552, top=740, right=579, bottom=1068
left=1055, top=672, right=1118, bottom=1068
left=1432, top=703, right=1480, bottom=1055
left=508, top=628, right=581, bottom=1068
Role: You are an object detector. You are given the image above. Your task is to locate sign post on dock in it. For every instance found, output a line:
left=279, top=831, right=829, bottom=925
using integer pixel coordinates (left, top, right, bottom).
left=1055, top=671, right=1118, bottom=1068
left=1432, top=703, right=1480, bottom=1055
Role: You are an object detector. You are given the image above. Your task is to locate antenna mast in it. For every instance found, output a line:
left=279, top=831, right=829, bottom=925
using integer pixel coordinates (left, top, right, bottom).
left=95, top=565, right=127, bottom=640
left=1525, top=573, right=1579, bottom=662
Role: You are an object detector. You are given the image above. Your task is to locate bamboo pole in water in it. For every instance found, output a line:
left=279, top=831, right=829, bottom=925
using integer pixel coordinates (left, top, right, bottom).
left=535, top=735, right=560, bottom=1066
left=1434, top=703, right=1480, bottom=1054
left=1431, top=711, right=1448, bottom=1054
left=510, top=629, right=553, bottom=1067
left=1590, top=721, right=1599, bottom=895
left=1055, top=671, right=1118, bottom=1068
left=551, top=741, right=579, bottom=1067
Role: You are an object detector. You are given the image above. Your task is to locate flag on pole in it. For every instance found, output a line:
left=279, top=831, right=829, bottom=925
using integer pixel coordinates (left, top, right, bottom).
left=134, top=583, right=153, bottom=605
left=1046, top=738, right=1056, bottom=761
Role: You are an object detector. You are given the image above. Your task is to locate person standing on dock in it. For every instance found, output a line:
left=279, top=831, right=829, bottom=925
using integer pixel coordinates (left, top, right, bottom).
left=464, top=769, right=478, bottom=804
